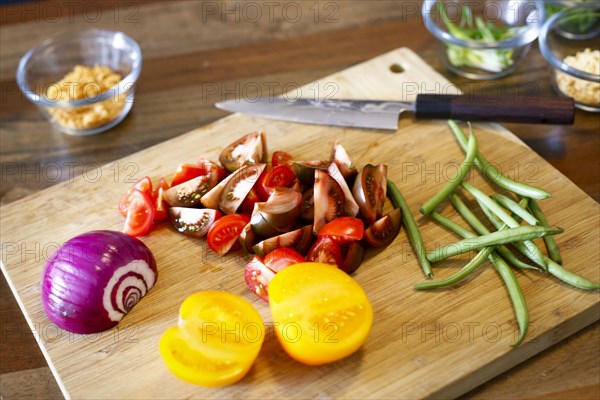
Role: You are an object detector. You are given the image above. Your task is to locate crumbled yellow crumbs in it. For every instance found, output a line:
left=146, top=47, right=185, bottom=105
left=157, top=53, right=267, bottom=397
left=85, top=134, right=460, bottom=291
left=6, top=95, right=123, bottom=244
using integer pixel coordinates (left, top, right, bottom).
left=46, top=65, right=126, bottom=130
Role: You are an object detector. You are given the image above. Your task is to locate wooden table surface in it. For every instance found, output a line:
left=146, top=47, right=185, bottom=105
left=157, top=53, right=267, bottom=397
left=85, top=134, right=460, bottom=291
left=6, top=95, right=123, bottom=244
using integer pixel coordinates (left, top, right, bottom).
left=0, top=1, right=598, bottom=399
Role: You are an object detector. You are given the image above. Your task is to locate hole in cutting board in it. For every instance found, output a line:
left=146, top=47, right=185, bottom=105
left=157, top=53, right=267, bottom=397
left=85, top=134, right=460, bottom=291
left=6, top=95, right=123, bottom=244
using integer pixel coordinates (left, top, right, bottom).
left=389, top=63, right=405, bottom=73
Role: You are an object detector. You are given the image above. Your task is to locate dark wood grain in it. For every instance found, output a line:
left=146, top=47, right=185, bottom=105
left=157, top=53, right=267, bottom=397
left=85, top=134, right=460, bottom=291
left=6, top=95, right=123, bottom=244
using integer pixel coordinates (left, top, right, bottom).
left=415, top=94, right=575, bottom=125
left=0, top=1, right=598, bottom=399
left=0, top=0, right=159, bottom=26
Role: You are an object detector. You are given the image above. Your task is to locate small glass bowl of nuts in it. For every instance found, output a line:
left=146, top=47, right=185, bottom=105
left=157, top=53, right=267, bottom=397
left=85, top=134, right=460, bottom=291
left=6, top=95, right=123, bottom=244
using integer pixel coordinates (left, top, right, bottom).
left=16, top=29, right=142, bottom=135
left=539, top=4, right=600, bottom=112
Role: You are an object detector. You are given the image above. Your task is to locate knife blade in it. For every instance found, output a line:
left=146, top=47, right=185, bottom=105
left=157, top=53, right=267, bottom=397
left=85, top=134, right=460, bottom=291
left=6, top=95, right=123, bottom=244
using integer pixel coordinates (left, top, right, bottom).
left=215, top=94, right=575, bottom=130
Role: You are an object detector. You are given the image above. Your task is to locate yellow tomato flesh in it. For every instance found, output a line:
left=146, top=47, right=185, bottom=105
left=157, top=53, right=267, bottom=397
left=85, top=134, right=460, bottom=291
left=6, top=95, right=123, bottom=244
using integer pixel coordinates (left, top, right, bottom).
left=159, top=291, right=264, bottom=387
left=268, top=263, right=373, bottom=365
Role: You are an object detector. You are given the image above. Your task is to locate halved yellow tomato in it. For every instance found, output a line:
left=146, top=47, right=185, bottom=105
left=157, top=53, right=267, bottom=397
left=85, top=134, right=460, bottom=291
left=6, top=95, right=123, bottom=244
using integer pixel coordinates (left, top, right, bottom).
left=268, top=263, right=373, bottom=365
left=159, top=291, right=264, bottom=387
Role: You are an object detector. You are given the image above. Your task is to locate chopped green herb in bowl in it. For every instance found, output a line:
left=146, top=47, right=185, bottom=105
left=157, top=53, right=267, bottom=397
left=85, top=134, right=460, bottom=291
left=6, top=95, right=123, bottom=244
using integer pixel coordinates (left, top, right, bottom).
left=422, top=0, right=545, bottom=80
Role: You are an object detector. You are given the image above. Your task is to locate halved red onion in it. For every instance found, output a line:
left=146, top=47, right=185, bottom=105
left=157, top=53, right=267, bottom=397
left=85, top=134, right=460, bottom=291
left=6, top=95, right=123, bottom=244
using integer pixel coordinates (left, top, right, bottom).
left=41, top=230, right=157, bottom=334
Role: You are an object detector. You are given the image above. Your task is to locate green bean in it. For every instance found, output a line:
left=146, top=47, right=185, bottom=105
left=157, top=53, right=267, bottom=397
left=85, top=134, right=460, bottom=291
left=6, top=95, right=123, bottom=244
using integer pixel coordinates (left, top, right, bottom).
left=448, top=120, right=551, bottom=200
left=478, top=198, right=504, bottom=228
left=387, top=179, right=433, bottom=278
left=426, top=225, right=563, bottom=263
left=528, top=199, right=562, bottom=264
left=427, top=211, right=530, bottom=344
left=449, top=194, right=491, bottom=234
left=481, top=201, right=597, bottom=289
left=449, top=195, right=540, bottom=271
left=420, top=132, right=477, bottom=215
left=477, top=199, right=548, bottom=269
left=462, top=182, right=516, bottom=225
left=489, top=253, right=529, bottom=346
left=516, top=198, right=529, bottom=214
left=415, top=247, right=493, bottom=290
left=546, top=257, right=600, bottom=290
left=430, top=211, right=476, bottom=239
left=420, top=212, right=491, bottom=289
left=492, top=194, right=538, bottom=226
left=462, top=182, right=547, bottom=268
left=485, top=197, right=528, bottom=226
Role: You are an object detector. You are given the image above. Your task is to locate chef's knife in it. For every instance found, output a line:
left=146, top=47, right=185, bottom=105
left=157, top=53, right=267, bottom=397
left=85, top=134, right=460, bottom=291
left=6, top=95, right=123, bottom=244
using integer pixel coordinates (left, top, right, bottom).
left=215, top=94, right=575, bottom=130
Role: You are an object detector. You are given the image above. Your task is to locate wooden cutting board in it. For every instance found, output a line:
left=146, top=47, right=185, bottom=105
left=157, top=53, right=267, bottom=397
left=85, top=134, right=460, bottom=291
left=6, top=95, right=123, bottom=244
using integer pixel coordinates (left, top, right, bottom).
left=1, top=48, right=598, bottom=400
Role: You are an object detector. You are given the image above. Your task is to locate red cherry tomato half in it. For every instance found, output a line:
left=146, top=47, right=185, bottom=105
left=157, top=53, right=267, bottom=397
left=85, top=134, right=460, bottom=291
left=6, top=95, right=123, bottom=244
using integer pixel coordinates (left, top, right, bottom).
left=244, top=256, right=275, bottom=302
left=318, top=216, right=364, bottom=244
left=153, top=188, right=168, bottom=222
left=239, top=188, right=260, bottom=215
left=263, top=248, right=306, bottom=273
left=364, top=208, right=402, bottom=248
left=123, top=189, right=155, bottom=237
left=155, top=177, right=170, bottom=192
left=207, top=214, right=251, bottom=255
left=119, top=176, right=153, bottom=217
left=171, top=164, right=208, bottom=187
left=257, top=165, right=296, bottom=201
left=352, top=164, right=387, bottom=226
left=272, top=151, right=293, bottom=167
left=340, top=240, right=365, bottom=274
left=306, top=236, right=343, bottom=268
left=196, top=158, right=228, bottom=182
left=152, top=177, right=170, bottom=222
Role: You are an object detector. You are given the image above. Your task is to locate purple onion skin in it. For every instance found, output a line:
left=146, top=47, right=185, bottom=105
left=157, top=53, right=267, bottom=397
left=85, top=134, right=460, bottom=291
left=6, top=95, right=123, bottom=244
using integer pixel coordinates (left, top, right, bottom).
left=41, top=230, right=157, bottom=334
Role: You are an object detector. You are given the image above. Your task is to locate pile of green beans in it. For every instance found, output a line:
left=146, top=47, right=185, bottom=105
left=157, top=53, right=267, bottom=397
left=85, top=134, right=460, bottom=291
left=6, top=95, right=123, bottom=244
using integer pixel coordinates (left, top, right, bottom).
left=393, top=120, right=599, bottom=347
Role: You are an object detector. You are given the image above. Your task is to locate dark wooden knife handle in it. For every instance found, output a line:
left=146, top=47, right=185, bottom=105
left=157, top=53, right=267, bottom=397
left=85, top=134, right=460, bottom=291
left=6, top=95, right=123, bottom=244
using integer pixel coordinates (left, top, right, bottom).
left=414, top=94, right=575, bottom=125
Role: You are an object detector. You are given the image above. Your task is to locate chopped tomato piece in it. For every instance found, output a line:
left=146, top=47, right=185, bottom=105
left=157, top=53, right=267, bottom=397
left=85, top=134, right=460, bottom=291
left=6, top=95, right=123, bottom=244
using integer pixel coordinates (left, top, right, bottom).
left=119, top=176, right=153, bottom=217
left=155, top=177, right=170, bottom=192
left=244, top=248, right=306, bottom=302
left=169, top=207, right=222, bottom=238
left=171, top=164, right=208, bottom=187
left=330, top=140, right=358, bottom=181
left=164, top=174, right=219, bottom=208
left=207, top=214, right=251, bottom=255
left=152, top=177, right=170, bottom=222
left=272, top=151, right=293, bottom=166
left=340, top=241, right=365, bottom=274
left=238, top=222, right=257, bottom=253
left=313, top=169, right=344, bottom=233
left=122, top=189, right=155, bottom=237
left=269, top=263, right=373, bottom=365
left=239, top=188, right=260, bottom=215
left=263, top=248, right=306, bottom=273
left=318, top=217, right=364, bottom=244
left=252, top=225, right=314, bottom=257
left=153, top=188, right=168, bottom=222
left=218, top=164, right=266, bottom=214
left=364, top=208, right=402, bottom=248
left=219, top=132, right=266, bottom=172
left=196, top=158, right=228, bottom=182
left=256, top=165, right=296, bottom=201
left=352, top=164, right=387, bottom=225
left=306, top=236, right=343, bottom=268
left=159, top=291, right=264, bottom=386
left=244, top=256, right=275, bottom=302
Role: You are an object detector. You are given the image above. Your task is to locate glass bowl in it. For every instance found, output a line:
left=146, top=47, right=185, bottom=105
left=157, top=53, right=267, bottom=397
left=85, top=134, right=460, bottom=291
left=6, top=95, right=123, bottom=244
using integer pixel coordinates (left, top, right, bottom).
left=422, top=0, right=545, bottom=80
left=539, top=4, right=600, bottom=112
left=545, top=0, right=598, bottom=24
left=16, top=29, right=142, bottom=135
